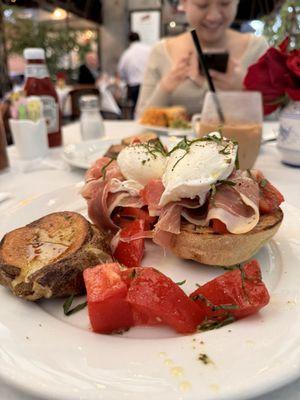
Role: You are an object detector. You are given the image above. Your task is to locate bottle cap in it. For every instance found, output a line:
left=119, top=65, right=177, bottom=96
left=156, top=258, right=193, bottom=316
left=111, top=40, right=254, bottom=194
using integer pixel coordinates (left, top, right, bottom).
left=79, top=95, right=100, bottom=111
left=23, top=48, right=45, bottom=60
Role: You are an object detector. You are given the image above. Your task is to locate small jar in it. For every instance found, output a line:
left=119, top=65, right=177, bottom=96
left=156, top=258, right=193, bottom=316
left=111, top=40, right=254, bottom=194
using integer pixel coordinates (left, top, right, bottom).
left=277, top=101, right=300, bottom=166
left=79, top=95, right=105, bottom=141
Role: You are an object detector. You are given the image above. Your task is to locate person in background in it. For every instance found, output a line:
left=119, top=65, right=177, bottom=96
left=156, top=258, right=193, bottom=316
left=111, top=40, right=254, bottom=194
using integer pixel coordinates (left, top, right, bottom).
left=118, top=32, right=151, bottom=110
left=78, top=51, right=100, bottom=85
left=136, top=0, right=269, bottom=117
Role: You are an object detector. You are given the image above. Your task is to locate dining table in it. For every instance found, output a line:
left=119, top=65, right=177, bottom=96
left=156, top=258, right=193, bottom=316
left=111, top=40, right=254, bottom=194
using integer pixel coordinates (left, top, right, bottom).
left=0, top=120, right=299, bottom=400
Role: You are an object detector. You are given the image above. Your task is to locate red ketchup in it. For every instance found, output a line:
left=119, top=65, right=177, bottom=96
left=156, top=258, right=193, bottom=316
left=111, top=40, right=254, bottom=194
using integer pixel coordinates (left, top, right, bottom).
left=23, top=48, right=62, bottom=147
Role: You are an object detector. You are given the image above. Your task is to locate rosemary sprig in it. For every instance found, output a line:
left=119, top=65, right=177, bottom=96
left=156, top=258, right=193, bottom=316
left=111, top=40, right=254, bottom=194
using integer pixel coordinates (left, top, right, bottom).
left=63, top=295, right=87, bottom=316
left=176, top=280, right=186, bottom=286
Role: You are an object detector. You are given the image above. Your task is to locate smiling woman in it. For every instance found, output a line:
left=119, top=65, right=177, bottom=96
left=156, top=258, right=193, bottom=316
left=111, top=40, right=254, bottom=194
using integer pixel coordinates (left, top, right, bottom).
left=136, top=0, right=269, bottom=116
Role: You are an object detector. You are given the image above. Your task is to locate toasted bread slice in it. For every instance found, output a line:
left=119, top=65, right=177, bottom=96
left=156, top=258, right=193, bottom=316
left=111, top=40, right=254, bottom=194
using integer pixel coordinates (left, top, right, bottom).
left=170, top=208, right=283, bottom=267
left=104, top=144, right=126, bottom=158
left=0, top=212, right=112, bottom=300
left=121, top=131, right=159, bottom=146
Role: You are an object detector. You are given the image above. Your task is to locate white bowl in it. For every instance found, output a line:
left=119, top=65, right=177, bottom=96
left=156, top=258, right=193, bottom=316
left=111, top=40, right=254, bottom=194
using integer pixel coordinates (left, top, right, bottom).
left=277, top=145, right=300, bottom=167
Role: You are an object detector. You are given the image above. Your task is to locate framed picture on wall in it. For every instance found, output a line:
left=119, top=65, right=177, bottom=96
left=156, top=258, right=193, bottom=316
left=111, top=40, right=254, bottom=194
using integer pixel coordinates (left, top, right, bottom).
left=130, top=10, right=161, bottom=45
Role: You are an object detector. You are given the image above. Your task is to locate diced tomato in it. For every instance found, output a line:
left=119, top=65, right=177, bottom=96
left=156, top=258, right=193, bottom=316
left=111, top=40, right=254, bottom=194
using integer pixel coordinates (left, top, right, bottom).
left=255, top=173, right=284, bottom=214
left=113, top=207, right=157, bottom=230
left=83, top=263, right=133, bottom=334
left=211, top=219, right=229, bottom=234
left=190, top=260, right=270, bottom=327
left=120, top=267, right=160, bottom=326
left=127, top=267, right=203, bottom=333
left=113, top=219, right=145, bottom=268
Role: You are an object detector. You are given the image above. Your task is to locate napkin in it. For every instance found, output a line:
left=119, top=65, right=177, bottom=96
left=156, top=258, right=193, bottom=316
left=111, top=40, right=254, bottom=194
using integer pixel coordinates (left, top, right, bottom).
left=13, top=151, right=70, bottom=173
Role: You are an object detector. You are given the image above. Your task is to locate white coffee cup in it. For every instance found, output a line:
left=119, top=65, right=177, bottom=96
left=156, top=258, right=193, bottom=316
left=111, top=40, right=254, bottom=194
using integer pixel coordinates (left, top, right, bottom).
left=9, top=118, right=49, bottom=160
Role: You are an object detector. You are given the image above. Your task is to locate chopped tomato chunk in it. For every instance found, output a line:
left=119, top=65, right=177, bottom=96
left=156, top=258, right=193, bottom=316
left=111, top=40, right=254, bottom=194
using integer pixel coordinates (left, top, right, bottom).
left=113, top=207, right=157, bottom=230
left=211, top=219, right=229, bottom=234
left=190, top=260, right=270, bottom=328
left=113, top=219, right=145, bottom=268
left=127, top=267, right=203, bottom=333
left=83, top=263, right=133, bottom=334
left=255, top=172, right=284, bottom=214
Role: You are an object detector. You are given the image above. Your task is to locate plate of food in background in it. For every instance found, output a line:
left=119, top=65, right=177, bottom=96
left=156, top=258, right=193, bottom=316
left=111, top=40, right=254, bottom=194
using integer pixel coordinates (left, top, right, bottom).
left=139, top=106, right=195, bottom=136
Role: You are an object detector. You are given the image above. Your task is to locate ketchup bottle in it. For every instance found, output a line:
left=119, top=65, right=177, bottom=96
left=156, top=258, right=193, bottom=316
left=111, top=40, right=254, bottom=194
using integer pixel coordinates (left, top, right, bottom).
left=23, top=48, right=62, bottom=147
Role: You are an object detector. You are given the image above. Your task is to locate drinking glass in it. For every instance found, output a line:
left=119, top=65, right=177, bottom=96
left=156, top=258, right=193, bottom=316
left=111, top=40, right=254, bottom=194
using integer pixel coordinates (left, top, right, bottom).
left=198, top=91, right=263, bottom=170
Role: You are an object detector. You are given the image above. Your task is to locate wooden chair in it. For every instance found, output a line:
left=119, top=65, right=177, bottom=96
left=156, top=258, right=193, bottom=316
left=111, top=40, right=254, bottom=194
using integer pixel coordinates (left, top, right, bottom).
left=0, top=110, right=9, bottom=170
left=68, top=85, right=100, bottom=120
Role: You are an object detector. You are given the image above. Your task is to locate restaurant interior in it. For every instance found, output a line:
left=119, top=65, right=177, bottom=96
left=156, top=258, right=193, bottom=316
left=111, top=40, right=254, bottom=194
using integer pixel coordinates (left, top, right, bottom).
left=0, top=1, right=300, bottom=400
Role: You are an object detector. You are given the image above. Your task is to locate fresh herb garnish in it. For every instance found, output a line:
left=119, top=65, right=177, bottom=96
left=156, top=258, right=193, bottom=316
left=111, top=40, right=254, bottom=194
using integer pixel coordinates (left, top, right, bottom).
left=176, top=280, right=186, bottom=286
left=130, top=269, right=137, bottom=279
left=218, top=143, right=231, bottom=155
left=246, top=169, right=255, bottom=180
left=168, top=134, right=237, bottom=171
left=198, top=315, right=236, bottom=332
left=217, top=179, right=236, bottom=187
left=198, top=353, right=213, bottom=365
left=63, top=295, right=87, bottom=316
left=192, top=293, right=238, bottom=312
left=101, top=157, right=116, bottom=180
left=141, top=139, right=167, bottom=158
left=260, top=179, right=268, bottom=188
left=235, top=152, right=240, bottom=170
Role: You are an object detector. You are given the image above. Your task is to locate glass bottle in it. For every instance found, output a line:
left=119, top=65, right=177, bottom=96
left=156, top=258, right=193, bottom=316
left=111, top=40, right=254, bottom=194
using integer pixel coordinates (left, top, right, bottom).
left=79, top=95, right=105, bottom=141
left=23, top=48, right=62, bottom=147
left=0, top=115, right=9, bottom=171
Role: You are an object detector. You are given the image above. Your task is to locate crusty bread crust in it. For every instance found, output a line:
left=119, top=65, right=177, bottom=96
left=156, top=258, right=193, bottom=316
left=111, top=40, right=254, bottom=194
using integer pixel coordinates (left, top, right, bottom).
left=0, top=212, right=112, bottom=300
left=170, top=208, right=283, bottom=267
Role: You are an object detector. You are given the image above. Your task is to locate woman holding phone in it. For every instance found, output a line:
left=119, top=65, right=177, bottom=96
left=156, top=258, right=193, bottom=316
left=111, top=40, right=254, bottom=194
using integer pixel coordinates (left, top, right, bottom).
left=136, top=0, right=268, bottom=116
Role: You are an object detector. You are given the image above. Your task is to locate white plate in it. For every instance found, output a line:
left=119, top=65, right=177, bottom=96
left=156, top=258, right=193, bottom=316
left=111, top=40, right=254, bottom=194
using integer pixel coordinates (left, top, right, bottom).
left=62, top=138, right=119, bottom=169
left=62, top=137, right=181, bottom=170
left=139, top=123, right=195, bottom=137
left=0, top=185, right=300, bottom=400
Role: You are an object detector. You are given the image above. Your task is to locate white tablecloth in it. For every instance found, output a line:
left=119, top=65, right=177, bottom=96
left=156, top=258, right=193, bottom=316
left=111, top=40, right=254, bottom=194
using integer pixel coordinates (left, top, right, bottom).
left=0, top=121, right=300, bottom=400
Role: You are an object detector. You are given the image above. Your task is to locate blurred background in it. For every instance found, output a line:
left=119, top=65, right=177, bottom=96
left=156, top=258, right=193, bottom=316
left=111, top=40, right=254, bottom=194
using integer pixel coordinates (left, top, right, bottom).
left=0, top=0, right=299, bottom=119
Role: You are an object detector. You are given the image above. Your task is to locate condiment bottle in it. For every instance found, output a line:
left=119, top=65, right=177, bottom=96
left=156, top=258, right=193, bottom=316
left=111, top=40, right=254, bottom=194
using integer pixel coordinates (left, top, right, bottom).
left=23, top=48, right=62, bottom=147
left=0, top=115, right=9, bottom=171
left=79, top=95, right=105, bottom=141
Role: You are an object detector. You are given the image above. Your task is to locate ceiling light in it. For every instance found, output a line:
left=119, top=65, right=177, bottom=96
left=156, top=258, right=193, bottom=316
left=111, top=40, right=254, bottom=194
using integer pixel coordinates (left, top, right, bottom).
left=52, top=7, right=67, bottom=20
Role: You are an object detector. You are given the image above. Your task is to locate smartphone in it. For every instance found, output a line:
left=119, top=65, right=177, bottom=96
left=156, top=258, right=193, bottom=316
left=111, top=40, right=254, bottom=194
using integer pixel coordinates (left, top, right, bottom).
left=199, top=52, right=229, bottom=73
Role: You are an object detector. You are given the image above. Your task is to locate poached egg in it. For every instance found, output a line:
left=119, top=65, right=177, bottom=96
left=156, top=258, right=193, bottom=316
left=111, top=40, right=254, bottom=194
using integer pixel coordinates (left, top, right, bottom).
left=117, top=142, right=167, bottom=186
left=159, top=133, right=238, bottom=206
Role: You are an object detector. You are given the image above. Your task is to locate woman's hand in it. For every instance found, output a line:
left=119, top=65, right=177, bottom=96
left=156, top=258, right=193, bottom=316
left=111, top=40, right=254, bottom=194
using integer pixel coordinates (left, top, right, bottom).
left=160, top=52, right=193, bottom=93
left=209, top=58, right=246, bottom=91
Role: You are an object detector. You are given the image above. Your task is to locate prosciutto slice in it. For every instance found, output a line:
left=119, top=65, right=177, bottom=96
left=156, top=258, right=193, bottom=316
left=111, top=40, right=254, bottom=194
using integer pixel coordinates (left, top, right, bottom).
left=140, top=179, right=165, bottom=216
left=195, top=170, right=260, bottom=234
left=85, top=157, right=123, bottom=182
left=83, top=157, right=145, bottom=232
